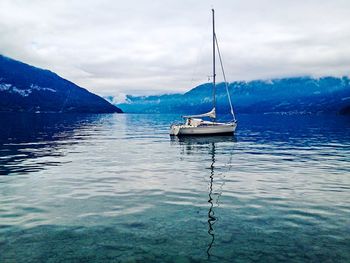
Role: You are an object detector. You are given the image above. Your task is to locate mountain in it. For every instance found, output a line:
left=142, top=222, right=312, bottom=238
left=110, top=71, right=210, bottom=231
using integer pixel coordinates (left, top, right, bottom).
left=0, top=55, right=122, bottom=113
left=116, top=77, right=350, bottom=115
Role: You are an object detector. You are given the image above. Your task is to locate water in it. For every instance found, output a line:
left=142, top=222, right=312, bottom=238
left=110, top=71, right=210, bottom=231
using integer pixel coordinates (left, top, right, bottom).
left=0, top=113, right=350, bottom=262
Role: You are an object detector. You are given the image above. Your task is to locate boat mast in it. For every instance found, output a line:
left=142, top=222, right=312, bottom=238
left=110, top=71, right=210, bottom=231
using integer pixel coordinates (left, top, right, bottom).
left=212, top=9, right=216, bottom=122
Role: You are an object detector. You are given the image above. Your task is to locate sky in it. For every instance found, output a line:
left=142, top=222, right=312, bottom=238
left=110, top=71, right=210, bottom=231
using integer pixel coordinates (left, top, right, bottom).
left=1, top=0, right=350, bottom=100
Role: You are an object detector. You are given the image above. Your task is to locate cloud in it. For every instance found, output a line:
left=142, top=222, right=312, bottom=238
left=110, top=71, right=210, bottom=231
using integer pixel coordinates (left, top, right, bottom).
left=1, top=0, right=350, bottom=96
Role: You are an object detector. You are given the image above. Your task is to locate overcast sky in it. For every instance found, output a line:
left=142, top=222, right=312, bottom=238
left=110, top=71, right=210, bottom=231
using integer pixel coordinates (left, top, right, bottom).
left=1, top=0, right=349, bottom=99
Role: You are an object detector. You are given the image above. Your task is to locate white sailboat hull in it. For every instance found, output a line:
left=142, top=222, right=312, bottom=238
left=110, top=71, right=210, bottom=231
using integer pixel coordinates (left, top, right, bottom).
left=170, top=122, right=237, bottom=136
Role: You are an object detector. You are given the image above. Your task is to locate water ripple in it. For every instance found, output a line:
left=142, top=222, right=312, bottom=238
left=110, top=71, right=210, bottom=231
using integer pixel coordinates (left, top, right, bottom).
left=0, top=113, right=350, bottom=262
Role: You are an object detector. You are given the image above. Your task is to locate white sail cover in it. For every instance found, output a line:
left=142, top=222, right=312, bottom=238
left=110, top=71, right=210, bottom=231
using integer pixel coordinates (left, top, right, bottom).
left=183, top=108, right=216, bottom=119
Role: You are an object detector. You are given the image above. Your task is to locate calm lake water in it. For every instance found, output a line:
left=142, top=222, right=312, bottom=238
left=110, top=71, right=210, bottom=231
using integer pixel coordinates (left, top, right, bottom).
left=0, top=113, right=350, bottom=262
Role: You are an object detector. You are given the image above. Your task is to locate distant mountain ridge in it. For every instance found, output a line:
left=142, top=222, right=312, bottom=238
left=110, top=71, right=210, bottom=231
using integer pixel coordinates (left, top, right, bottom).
left=0, top=55, right=122, bottom=113
left=116, top=76, right=350, bottom=115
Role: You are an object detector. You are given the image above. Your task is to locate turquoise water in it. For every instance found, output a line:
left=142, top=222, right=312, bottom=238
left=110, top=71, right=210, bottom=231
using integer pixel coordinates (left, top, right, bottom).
left=0, top=113, right=350, bottom=262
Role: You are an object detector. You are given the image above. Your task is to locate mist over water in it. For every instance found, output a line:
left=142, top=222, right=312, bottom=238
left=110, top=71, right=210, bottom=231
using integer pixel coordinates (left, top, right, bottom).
left=0, top=113, right=350, bottom=262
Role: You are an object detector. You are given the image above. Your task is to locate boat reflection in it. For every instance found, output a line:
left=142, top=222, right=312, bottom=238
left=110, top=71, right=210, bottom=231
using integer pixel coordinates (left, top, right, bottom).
left=170, top=135, right=236, bottom=156
left=170, top=135, right=236, bottom=145
left=171, top=135, right=236, bottom=259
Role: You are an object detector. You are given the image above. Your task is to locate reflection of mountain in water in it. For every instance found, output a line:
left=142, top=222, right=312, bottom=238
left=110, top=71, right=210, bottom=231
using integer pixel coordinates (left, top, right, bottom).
left=0, top=113, right=107, bottom=175
left=171, top=135, right=236, bottom=259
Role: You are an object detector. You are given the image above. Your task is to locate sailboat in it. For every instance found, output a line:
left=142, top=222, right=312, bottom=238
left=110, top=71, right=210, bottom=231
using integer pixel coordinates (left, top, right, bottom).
left=170, top=9, right=237, bottom=136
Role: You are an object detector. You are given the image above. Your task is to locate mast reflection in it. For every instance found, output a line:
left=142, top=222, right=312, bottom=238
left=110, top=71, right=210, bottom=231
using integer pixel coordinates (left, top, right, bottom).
left=170, top=135, right=236, bottom=259
left=207, top=142, right=216, bottom=259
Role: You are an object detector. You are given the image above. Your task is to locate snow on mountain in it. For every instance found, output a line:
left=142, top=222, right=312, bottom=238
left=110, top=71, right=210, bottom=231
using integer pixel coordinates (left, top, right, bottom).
left=0, top=55, right=122, bottom=113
